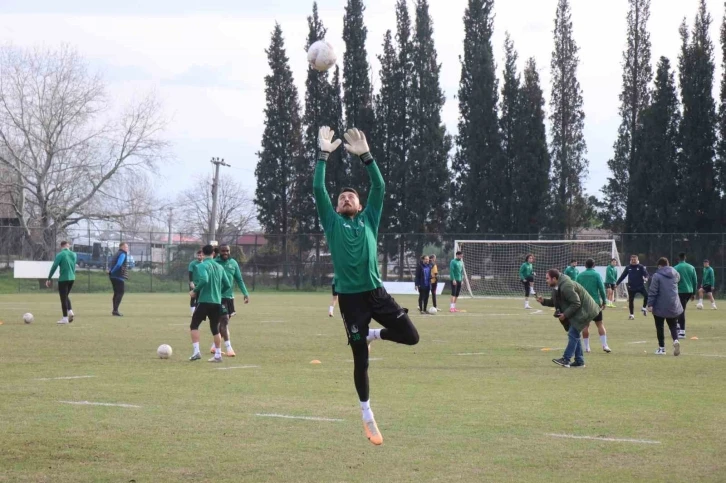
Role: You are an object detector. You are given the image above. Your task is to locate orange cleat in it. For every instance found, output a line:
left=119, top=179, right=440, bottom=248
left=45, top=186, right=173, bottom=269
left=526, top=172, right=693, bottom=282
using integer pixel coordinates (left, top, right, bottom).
left=363, top=419, right=383, bottom=446
left=224, top=349, right=236, bottom=357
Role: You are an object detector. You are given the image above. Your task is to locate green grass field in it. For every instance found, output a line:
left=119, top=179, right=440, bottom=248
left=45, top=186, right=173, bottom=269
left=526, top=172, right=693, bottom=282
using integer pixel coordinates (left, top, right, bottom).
left=1, top=292, right=725, bottom=482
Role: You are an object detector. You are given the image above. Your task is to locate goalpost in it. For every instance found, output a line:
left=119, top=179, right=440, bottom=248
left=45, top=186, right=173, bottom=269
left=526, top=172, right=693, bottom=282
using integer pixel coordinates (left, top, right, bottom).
left=454, top=239, right=626, bottom=299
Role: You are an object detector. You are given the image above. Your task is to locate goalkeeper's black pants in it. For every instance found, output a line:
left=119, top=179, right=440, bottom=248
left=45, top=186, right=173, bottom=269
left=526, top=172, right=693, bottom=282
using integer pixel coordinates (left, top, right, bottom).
left=430, top=283, right=438, bottom=308
left=628, top=286, right=648, bottom=315
left=418, top=287, right=430, bottom=312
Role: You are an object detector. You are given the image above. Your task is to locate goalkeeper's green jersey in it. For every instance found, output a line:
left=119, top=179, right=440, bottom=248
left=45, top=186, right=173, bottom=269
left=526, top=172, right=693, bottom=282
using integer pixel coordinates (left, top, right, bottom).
left=313, top=159, right=384, bottom=294
left=703, top=266, right=715, bottom=287
left=605, top=265, right=618, bottom=284
left=563, top=266, right=579, bottom=280
left=519, top=262, right=533, bottom=280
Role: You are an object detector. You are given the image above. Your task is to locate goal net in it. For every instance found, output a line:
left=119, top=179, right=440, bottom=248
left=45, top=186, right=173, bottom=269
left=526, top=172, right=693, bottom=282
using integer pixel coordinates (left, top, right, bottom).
left=454, top=240, right=626, bottom=299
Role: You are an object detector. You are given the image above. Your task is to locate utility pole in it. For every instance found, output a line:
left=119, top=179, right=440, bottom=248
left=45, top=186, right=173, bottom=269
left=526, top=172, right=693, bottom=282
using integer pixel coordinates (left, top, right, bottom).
left=166, top=207, right=173, bottom=274
left=209, top=157, right=230, bottom=243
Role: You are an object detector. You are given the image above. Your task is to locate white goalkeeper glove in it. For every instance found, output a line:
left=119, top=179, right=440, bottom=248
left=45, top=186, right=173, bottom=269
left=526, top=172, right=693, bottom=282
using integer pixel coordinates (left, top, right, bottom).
left=318, top=126, right=342, bottom=154
left=343, top=128, right=372, bottom=162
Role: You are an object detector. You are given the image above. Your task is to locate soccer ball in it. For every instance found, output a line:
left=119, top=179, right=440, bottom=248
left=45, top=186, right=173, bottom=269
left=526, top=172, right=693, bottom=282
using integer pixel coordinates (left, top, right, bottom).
left=157, top=344, right=173, bottom=359
left=307, top=40, right=337, bottom=72
left=427, top=307, right=438, bottom=315
left=23, top=313, right=33, bottom=324
left=696, top=303, right=704, bottom=310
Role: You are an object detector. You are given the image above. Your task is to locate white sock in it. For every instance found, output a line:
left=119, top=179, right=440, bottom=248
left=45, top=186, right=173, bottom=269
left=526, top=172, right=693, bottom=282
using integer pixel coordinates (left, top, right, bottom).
left=600, top=335, right=607, bottom=346
left=192, top=342, right=200, bottom=354
left=699, top=298, right=703, bottom=304
left=328, top=305, right=334, bottom=313
left=367, top=329, right=382, bottom=343
left=190, top=307, right=195, bottom=315
left=215, top=347, right=221, bottom=357
left=360, top=400, right=374, bottom=422
left=225, top=340, right=232, bottom=350
left=583, top=337, right=590, bottom=350
left=450, top=303, right=455, bottom=309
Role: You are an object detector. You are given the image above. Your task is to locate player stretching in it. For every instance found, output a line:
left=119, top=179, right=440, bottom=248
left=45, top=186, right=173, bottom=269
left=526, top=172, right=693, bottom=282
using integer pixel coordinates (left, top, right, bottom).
left=616, top=254, right=649, bottom=320
left=188, top=249, right=203, bottom=316
left=450, top=251, right=464, bottom=312
left=188, top=244, right=231, bottom=363
left=674, top=252, right=697, bottom=339
left=46, top=241, right=77, bottom=324
left=519, top=254, right=536, bottom=309
left=697, top=259, right=717, bottom=310
left=314, top=126, right=419, bottom=446
left=563, top=260, right=579, bottom=280
left=212, top=245, right=250, bottom=357
left=605, top=258, right=618, bottom=307
left=576, top=259, right=611, bottom=353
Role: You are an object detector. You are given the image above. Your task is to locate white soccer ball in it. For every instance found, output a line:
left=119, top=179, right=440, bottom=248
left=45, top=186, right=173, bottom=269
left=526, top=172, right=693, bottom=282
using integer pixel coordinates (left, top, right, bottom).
left=427, top=307, right=438, bottom=315
left=307, top=40, right=337, bottom=72
left=696, top=303, right=704, bottom=310
left=23, top=313, right=33, bottom=324
left=157, top=344, right=173, bottom=359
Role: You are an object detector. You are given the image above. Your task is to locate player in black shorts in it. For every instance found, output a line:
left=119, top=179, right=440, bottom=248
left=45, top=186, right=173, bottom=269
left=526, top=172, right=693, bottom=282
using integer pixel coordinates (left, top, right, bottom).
left=329, top=279, right=338, bottom=317
left=314, top=126, right=419, bottom=446
left=188, top=244, right=231, bottom=363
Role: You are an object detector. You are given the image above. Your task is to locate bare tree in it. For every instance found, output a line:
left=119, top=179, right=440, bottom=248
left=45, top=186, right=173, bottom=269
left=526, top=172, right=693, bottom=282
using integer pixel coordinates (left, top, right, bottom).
left=98, top=173, right=170, bottom=238
left=178, top=174, right=258, bottom=245
left=0, top=44, right=168, bottom=259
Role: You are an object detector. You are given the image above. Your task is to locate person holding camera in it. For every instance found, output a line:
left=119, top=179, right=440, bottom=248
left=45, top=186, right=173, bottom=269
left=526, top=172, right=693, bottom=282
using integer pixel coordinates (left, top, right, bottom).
left=537, top=269, right=601, bottom=368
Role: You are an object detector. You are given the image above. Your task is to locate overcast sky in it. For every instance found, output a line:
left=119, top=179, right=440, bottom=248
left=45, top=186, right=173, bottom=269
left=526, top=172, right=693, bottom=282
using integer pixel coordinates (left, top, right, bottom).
left=0, top=0, right=723, bottom=204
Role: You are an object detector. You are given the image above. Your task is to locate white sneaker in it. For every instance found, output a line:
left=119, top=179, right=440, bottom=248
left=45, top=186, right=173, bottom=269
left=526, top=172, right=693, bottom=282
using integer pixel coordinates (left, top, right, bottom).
left=678, top=330, right=685, bottom=340
left=208, top=355, right=222, bottom=363
left=641, top=307, right=647, bottom=316
left=524, top=303, right=531, bottom=310
left=673, top=339, right=681, bottom=356
left=530, top=289, right=536, bottom=295
left=584, top=346, right=591, bottom=353
left=655, top=347, right=666, bottom=355
left=696, top=303, right=704, bottom=310
left=712, top=303, right=717, bottom=310
left=57, top=318, right=69, bottom=325
left=603, top=345, right=611, bottom=353
left=628, top=314, right=635, bottom=320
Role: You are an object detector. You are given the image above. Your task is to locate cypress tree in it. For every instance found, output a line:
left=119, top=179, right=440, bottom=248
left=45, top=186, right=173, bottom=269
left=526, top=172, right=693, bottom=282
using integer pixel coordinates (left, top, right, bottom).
left=549, top=0, right=588, bottom=235
left=717, top=6, right=726, bottom=225
left=678, top=1, right=718, bottom=232
left=603, top=0, right=652, bottom=232
left=452, top=0, right=501, bottom=233
left=342, top=0, right=377, bottom=197
left=516, top=58, right=551, bottom=233
left=498, top=33, right=521, bottom=232
left=255, top=23, right=303, bottom=259
left=291, top=3, right=331, bottom=244
left=633, top=57, right=681, bottom=233
left=408, top=0, right=451, bottom=250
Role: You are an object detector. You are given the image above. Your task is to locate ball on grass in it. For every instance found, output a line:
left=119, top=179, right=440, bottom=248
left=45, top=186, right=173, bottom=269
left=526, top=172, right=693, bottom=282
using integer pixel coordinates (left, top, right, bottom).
left=157, top=344, right=172, bottom=359
left=23, top=313, right=33, bottom=324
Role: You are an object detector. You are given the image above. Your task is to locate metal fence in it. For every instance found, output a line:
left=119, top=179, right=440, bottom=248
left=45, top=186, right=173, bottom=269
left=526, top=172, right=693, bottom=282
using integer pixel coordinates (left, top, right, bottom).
left=0, top=225, right=724, bottom=295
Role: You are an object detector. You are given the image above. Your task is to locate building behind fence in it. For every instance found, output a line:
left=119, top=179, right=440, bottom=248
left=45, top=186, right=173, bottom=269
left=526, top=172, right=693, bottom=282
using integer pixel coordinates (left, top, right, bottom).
left=0, top=225, right=724, bottom=295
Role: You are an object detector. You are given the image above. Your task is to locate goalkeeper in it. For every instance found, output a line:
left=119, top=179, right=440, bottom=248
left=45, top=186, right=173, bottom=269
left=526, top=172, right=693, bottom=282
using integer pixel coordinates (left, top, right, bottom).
left=519, top=254, right=536, bottom=309
left=313, top=126, right=419, bottom=446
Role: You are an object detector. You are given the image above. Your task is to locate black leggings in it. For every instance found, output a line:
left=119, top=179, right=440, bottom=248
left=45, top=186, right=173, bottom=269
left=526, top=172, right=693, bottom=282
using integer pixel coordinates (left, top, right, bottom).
left=678, top=293, right=692, bottom=330
left=418, top=286, right=430, bottom=311
left=430, top=282, right=438, bottom=308
left=523, top=276, right=534, bottom=297
left=654, top=315, right=679, bottom=348
left=111, top=278, right=125, bottom=312
left=628, top=286, right=648, bottom=314
left=58, top=281, right=74, bottom=317
left=339, top=288, right=419, bottom=402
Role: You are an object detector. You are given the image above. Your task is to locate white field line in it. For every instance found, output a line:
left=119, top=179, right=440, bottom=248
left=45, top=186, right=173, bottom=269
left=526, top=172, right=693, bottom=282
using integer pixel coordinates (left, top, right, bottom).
left=259, top=320, right=286, bottom=323
left=36, top=375, right=95, bottom=381
left=628, top=341, right=648, bottom=344
left=546, top=433, right=660, bottom=444
left=59, top=400, right=141, bottom=408
left=255, top=413, right=343, bottom=422
left=456, top=352, right=487, bottom=356
left=346, top=357, right=383, bottom=362
left=215, top=365, right=260, bottom=370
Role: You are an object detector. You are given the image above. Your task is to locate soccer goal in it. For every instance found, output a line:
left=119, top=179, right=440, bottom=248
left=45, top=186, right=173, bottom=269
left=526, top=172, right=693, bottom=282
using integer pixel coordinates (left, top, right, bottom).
left=454, top=239, right=625, bottom=299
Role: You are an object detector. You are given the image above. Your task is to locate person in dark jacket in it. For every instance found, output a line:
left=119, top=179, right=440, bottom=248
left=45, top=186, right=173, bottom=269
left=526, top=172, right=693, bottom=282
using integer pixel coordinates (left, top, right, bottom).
left=647, top=257, right=683, bottom=356
left=415, top=255, right=432, bottom=314
left=616, top=254, right=649, bottom=319
left=537, top=270, right=601, bottom=368
left=108, top=242, right=129, bottom=316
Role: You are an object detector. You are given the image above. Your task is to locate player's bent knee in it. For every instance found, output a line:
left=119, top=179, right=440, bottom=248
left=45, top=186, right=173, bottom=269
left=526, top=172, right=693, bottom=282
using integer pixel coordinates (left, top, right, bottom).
left=210, top=320, right=220, bottom=336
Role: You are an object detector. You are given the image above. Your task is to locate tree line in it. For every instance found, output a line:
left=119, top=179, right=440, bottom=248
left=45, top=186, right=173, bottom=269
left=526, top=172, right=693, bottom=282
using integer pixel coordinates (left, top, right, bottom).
left=255, top=0, right=726, bottom=246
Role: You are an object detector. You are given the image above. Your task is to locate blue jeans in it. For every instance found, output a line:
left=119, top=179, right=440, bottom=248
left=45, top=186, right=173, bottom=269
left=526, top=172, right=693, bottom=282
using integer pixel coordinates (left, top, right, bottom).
left=563, top=324, right=584, bottom=364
